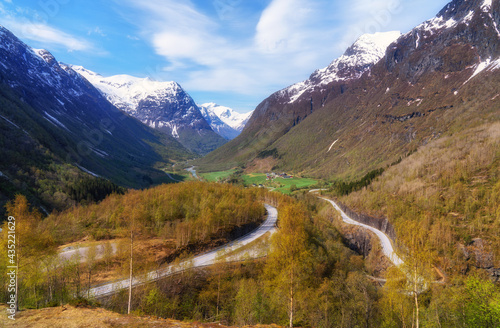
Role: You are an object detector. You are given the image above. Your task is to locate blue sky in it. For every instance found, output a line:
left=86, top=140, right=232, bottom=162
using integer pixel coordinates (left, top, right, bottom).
left=0, top=0, right=450, bottom=113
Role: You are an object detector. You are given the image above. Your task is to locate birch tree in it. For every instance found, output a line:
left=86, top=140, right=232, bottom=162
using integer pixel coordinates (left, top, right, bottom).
left=4, top=195, right=54, bottom=310
left=265, top=203, right=312, bottom=327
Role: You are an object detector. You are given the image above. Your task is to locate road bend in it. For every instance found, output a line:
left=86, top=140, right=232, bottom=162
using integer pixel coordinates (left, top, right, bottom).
left=319, top=197, right=403, bottom=266
left=86, top=204, right=278, bottom=298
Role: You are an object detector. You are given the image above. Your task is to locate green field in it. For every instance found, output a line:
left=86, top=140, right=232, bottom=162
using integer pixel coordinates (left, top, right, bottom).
left=199, top=169, right=237, bottom=182
left=176, top=168, right=319, bottom=194
left=241, top=173, right=318, bottom=194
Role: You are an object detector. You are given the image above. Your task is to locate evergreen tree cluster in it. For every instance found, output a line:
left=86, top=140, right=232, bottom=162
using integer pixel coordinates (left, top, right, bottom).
left=333, top=168, right=384, bottom=196
left=68, top=177, right=126, bottom=204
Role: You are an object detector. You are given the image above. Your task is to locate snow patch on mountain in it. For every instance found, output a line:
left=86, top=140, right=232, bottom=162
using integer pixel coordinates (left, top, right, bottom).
left=418, top=16, right=458, bottom=34
left=281, top=31, right=401, bottom=104
left=481, top=0, right=492, bottom=12
left=463, top=11, right=475, bottom=25
left=43, top=111, right=69, bottom=131
left=464, top=56, right=500, bottom=85
left=488, top=57, right=500, bottom=71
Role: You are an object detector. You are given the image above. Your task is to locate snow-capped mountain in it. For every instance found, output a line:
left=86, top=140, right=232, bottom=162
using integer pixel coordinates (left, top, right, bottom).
left=281, top=31, right=401, bottom=103
left=199, top=103, right=253, bottom=140
left=72, top=66, right=226, bottom=155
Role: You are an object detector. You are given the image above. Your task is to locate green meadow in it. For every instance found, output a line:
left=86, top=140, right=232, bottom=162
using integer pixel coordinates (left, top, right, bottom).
left=242, top=173, right=317, bottom=194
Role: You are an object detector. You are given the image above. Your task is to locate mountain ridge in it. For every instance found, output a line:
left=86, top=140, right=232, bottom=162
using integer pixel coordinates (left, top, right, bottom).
left=72, top=65, right=227, bottom=155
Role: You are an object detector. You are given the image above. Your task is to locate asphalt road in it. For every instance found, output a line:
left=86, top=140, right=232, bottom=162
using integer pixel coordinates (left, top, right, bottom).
left=59, top=243, right=118, bottom=263
left=86, top=204, right=278, bottom=298
left=320, top=197, right=403, bottom=266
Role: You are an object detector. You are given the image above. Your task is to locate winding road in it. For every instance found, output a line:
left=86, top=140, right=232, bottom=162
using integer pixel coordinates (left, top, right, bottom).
left=86, top=204, right=278, bottom=298
left=319, top=197, right=403, bottom=266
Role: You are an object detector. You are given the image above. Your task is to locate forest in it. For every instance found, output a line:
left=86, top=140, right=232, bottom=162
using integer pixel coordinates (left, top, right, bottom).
left=1, top=171, right=499, bottom=327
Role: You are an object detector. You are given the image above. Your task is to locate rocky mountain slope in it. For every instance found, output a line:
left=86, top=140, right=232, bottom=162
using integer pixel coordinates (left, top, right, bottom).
left=199, top=102, right=252, bottom=140
left=73, top=66, right=226, bottom=155
left=0, top=25, right=192, bottom=213
left=199, top=0, right=500, bottom=179
left=198, top=31, right=402, bottom=171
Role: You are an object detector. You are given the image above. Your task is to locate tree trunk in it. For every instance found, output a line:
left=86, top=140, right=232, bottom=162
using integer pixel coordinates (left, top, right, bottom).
left=88, top=269, right=91, bottom=299
left=15, top=240, right=19, bottom=312
left=414, top=266, right=419, bottom=328
left=216, top=272, right=220, bottom=319
left=128, top=228, right=133, bottom=315
left=289, top=267, right=294, bottom=328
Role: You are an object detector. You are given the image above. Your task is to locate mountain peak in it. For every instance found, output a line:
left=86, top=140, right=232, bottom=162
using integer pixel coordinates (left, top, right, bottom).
left=72, top=66, right=184, bottom=113
left=199, top=103, right=253, bottom=139
left=344, top=31, right=402, bottom=58
left=280, top=30, right=401, bottom=104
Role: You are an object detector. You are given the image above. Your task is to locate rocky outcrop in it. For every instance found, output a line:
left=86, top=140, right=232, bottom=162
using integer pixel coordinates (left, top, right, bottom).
left=459, top=238, right=499, bottom=282
left=342, top=227, right=372, bottom=257
left=337, top=202, right=397, bottom=241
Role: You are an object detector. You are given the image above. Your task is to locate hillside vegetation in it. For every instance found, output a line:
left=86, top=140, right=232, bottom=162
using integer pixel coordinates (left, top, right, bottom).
left=0, top=182, right=265, bottom=311
left=46, top=181, right=266, bottom=245
left=0, top=83, right=191, bottom=220
left=1, top=181, right=499, bottom=327
left=340, top=121, right=500, bottom=273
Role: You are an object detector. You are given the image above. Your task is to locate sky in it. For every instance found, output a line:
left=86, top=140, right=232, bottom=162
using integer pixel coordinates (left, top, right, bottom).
left=0, top=0, right=450, bottom=113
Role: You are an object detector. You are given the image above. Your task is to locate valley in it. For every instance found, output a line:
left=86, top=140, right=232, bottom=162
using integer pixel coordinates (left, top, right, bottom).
left=1, top=0, right=499, bottom=327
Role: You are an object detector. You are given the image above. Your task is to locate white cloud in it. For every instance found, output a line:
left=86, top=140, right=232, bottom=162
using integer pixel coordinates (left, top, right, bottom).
left=126, top=34, right=140, bottom=41
left=0, top=2, right=96, bottom=53
left=123, top=0, right=226, bottom=66
left=254, top=0, right=315, bottom=54
left=120, top=0, right=339, bottom=96
left=119, top=0, right=449, bottom=104
left=4, top=18, right=93, bottom=52
left=88, top=26, right=107, bottom=37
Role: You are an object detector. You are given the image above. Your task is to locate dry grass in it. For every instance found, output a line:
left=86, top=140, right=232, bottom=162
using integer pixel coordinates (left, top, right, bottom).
left=0, top=305, right=282, bottom=328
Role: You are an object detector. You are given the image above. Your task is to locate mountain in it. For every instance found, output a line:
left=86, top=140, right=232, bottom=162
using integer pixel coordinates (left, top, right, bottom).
left=197, top=31, right=402, bottom=171
left=72, top=66, right=226, bottom=155
left=0, top=25, right=192, bottom=214
left=199, top=103, right=253, bottom=140
left=198, top=0, right=500, bottom=179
